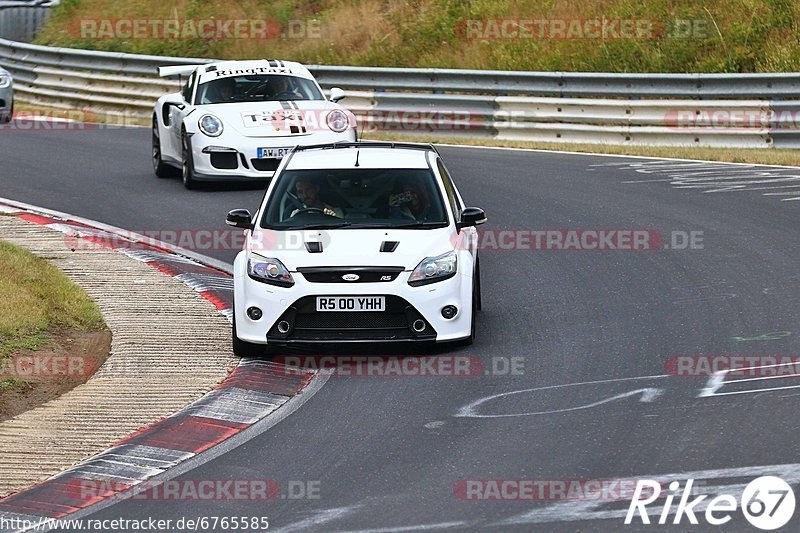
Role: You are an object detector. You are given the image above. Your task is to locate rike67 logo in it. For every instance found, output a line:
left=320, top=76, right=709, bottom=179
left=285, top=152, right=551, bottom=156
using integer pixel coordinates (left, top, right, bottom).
left=625, top=476, right=795, bottom=530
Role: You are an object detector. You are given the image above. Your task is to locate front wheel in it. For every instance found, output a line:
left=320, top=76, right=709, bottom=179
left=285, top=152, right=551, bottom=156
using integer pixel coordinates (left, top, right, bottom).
left=181, top=131, right=199, bottom=190
left=152, top=117, right=177, bottom=178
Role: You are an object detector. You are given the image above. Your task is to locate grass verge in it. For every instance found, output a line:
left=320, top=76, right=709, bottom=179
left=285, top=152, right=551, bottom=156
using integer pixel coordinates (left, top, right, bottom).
left=0, top=240, right=106, bottom=390
left=35, top=0, right=800, bottom=73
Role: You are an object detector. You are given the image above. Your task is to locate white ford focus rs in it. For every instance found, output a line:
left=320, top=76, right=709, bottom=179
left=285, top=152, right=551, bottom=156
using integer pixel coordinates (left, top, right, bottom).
left=226, top=141, right=486, bottom=356
left=152, top=59, right=356, bottom=189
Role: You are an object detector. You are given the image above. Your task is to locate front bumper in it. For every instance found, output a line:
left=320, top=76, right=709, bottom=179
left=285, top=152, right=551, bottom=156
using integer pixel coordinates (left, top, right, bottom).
left=233, top=254, right=473, bottom=345
left=190, top=129, right=355, bottom=180
left=267, top=294, right=437, bottom=344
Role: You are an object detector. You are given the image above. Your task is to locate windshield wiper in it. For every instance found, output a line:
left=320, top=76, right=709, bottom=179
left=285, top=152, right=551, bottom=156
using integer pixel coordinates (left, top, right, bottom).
left=289, top=222, right=353, bottom=230
left=349, top=221, right=446, bottom=229
left=386, top=221, right=446, bottom=228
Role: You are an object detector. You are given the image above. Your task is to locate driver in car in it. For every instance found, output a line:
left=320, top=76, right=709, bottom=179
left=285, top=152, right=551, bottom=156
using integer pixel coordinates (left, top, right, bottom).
left=291, top=177, right=344, bottom=218
left=271, top=76, right=303, bottom=100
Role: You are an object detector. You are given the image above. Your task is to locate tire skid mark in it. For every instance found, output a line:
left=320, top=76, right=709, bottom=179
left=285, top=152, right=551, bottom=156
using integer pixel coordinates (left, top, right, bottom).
left=594, top=160, right=800, bottom=200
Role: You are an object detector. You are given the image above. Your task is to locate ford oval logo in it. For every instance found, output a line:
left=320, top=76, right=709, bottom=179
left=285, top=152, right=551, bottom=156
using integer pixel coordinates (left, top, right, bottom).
left=342, top=273, right=360, bottom=281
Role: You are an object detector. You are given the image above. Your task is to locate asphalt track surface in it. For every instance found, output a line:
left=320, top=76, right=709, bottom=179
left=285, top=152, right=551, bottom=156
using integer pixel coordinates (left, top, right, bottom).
left=3, top=126, right=800, bottom=532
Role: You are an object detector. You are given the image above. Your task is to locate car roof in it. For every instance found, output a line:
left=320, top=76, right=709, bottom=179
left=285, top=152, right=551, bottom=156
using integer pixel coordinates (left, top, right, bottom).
left=197, top=60, right=313, bottom=84
left=286, top=146, right=433, bottom=171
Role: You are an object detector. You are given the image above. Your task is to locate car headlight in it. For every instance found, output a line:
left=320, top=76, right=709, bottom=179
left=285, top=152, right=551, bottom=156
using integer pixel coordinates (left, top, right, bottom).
left=326, top=109, right=349, bottom=133
left=198, top=114, right=223, bottom=137
left=248, top=255, right=294, bottom=287
left=0, top=74, right=10, bottom=88
left=408, top=251, right=457, bottom=286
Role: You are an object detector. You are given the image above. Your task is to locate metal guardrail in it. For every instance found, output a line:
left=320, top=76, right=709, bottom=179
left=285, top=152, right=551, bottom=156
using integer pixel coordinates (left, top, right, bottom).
left=0, top=21, right=799, bottom=148
left=0, top=1, right=53, bottom=43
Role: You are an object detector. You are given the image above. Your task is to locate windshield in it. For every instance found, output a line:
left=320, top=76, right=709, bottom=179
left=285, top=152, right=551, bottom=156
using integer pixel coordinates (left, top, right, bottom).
left=196, top=75, right=324, bottom=104
left=260, top=168, right=449, bottom=230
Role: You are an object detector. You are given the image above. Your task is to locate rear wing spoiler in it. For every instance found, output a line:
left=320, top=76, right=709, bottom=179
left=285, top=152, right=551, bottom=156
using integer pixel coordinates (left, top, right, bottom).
left=158, top=65, right=200, bottom=78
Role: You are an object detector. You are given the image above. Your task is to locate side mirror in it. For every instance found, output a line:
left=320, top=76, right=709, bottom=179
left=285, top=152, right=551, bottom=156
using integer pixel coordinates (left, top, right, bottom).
left=329, top=87, right=346, bottom=103
left=457, top=207, right=487, bottom=230
left=164, top=101, right=185, bottom=111
left=226, top=209, right=254, bottom=230
left=161, top=100, right=185, bottom=127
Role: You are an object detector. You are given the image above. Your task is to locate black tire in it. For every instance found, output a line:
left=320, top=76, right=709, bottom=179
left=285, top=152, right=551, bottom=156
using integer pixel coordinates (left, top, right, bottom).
left=152, top=116, right=177, bottom=178
left=181, top=131, right=199, bottom=190
left=232, top=314, right=264, bottom=357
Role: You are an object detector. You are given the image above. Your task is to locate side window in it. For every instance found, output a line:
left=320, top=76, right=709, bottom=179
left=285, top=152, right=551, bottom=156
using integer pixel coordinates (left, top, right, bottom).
left=181, top=73, right=195, bottom=103
left=437, top=159, right=462, bottom=220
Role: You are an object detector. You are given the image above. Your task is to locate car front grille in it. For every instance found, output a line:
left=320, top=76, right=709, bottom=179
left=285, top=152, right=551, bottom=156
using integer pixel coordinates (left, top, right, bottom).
left=298, top=267, right=404, bottom=283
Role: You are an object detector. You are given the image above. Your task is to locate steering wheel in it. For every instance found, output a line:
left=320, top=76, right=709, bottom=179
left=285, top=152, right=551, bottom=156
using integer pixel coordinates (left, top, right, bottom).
left=273, top=91, right=299, bottom=101
left=291, top=207, right=326, bottom=217
left=245, top=80, right=270, bottom=96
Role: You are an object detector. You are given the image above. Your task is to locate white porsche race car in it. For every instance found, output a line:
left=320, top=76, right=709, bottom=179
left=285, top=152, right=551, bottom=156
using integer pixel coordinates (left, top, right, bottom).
left=152, top=59, right=357, bottom=189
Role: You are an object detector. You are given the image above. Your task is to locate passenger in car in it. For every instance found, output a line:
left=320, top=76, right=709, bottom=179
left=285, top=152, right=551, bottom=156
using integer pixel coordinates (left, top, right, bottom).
left=388, top=177, right=431, bottom=220
left=218, top=78, right=237, bottom=101
left=201, top=77, right=237, bottom=104
left=291, top=177, right=344, bottom=218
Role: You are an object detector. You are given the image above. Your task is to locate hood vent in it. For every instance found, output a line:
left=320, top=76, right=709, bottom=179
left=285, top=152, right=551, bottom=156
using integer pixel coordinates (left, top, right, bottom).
left=305, top=242, right=323, bottom=253
left=380, top=241, right=399, bottom=253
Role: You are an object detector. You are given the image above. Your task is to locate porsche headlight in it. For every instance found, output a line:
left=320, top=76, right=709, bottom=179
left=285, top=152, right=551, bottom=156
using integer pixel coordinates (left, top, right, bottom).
left=248, top=255, right=294, bottom=287
left=0, top=74, right=10, bottom=88
left=326, top=109, right=349, bottom=133
left=199, top=114, right=223, bottom=137
left=408, top=251, right=457, bottom=286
